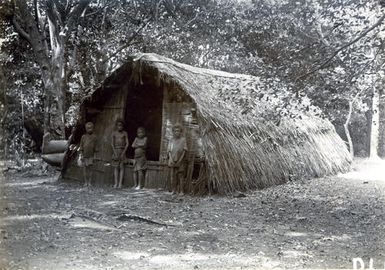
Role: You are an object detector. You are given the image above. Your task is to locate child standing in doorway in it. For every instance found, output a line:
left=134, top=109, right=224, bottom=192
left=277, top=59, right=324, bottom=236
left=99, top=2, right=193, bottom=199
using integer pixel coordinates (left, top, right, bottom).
left=167, top=124, right=188, bottom=194
left=132, top=127, right=148, bottom=189
left=111, top=119, right=129, bottom=188
left=79, top=122, right=98, bottom=187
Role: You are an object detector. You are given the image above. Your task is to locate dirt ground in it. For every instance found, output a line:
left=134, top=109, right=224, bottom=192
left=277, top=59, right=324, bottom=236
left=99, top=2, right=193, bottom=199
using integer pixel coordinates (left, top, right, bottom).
left=1, top=158, right=385, bottom=270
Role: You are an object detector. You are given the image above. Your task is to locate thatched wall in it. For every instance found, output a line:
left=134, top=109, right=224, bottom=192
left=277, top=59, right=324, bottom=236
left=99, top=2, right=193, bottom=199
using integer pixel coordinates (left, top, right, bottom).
left=66, top=53, right=351, bottom=194
left=128, top=54, right=351, bottom=194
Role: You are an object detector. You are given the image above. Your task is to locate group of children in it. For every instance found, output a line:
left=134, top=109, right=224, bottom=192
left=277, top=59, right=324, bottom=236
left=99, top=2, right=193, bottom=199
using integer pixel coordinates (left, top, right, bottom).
left=78, top=119, right=187, bottom=193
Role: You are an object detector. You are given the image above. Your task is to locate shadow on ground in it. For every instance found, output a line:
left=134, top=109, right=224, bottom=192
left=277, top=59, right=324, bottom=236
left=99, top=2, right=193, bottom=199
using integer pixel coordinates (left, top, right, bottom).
left=1, top=158, right=385, bottom=269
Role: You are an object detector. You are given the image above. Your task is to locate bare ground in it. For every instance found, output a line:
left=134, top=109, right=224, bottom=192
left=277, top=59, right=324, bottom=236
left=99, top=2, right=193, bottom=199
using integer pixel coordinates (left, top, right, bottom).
left=1, top=158, right=385, bottom=270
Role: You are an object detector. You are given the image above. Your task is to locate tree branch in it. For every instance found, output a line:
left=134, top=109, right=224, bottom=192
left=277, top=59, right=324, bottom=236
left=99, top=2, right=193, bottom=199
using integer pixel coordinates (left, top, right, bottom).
left=0, top=108, right=8, bottom=125
left=34, top=1, right=45, bottom=33
left=66, top=0, right=92, bottom=34
left=85, top=1, right=114, bottom=18
left=33, top=0, right=39, bottom=29
left=52, top=0, right=67, bottom=24
left=349, top=39, right=384, bottom=85
left=11, top=16, right=32, bottom=43
left=105, top=20, right=151, bottom=62
left=66, top=0, right=74, bottom=13
left=296, top=13, right=385, bottom=81
left=46, top=0, right=62, bottom=53
left=184, top=12, right=198, bottom=27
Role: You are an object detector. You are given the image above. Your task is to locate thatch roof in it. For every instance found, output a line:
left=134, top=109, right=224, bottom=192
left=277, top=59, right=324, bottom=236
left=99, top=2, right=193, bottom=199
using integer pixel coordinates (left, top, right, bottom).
left=75, top=53, right=352, bottom=194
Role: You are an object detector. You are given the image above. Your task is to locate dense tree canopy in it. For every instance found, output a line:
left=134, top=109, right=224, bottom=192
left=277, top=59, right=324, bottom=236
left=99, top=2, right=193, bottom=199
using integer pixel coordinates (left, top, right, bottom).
left=1, top=0, right=384, bottom=159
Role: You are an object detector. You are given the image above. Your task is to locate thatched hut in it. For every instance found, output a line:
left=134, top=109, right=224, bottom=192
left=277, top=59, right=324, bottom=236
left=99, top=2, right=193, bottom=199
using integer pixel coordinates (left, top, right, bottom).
left=62, top=53, right=351, bottom=195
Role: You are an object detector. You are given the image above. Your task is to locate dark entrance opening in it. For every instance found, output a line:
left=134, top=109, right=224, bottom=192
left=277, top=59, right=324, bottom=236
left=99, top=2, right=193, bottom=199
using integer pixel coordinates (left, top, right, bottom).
left=125, top=81, right=163, bottom=161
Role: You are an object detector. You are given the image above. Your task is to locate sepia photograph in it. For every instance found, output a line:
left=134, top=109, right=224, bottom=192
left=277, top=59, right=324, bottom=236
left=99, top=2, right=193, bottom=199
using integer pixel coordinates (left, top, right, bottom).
left=0, top=0, right=385, bottom=269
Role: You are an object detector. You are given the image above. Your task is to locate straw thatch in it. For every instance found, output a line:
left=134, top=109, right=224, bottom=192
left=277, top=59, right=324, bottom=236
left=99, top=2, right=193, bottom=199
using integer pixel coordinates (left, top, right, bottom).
left=69, top=53, right=352, bottom=194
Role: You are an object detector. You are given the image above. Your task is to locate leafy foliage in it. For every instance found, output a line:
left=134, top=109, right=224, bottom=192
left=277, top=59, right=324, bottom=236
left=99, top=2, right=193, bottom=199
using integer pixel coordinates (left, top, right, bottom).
left=1, top=0, right=384, bottom=158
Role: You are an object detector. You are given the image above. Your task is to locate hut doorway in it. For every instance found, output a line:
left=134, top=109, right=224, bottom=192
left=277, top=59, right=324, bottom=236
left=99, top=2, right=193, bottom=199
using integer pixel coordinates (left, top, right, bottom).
left=125, top=83, right=163, bottom=161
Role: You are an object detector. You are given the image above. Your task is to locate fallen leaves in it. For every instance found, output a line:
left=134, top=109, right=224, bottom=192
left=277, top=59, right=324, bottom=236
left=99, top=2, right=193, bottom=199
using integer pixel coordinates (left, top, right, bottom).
left=2, top=159, right=385, bottom=269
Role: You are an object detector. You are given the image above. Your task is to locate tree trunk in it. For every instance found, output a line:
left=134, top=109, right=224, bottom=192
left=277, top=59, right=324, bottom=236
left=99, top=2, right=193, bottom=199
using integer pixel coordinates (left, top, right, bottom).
left=12, top=0, right=57, bottom=135
left=12, top=0, right=92, bottom=139
left=370, top=87, right=380, bottom=159
left=378, top=88, right=385, bottom=158
left=20, top=90, right=26, bottom=166
left=344, top=100, right=355, bottom=160
left=51, top=46, right=66, bottom=139
left=365, top=109, right=372, bottom=157
left=0, top=64, right=7, bottom=159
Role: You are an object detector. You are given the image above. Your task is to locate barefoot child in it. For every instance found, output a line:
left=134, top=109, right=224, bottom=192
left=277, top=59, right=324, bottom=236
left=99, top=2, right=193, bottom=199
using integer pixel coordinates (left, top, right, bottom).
left=132, top=127, right=147, bottom=189
left=79, top=122, right=98, bottom=187
left=167, top=124, right=188, bottom=194
left=111, top=119, right=129, bottom=188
